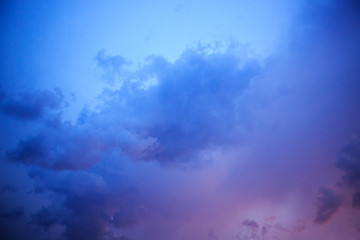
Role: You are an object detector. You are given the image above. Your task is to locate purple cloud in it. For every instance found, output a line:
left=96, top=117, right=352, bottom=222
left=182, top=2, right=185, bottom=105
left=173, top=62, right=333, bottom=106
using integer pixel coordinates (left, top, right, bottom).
left=314, top=187, right=342, bottom=224
left=1, top=0, right=360, bottom=239
left=336, top=136, right=360, bottom=207
left=241, top=219, right=259, bottom=228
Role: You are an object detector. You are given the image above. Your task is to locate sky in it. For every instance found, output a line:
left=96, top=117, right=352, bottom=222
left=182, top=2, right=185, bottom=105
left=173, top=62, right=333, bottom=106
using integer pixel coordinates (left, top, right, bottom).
left=0, top=0, right=360, bottom=239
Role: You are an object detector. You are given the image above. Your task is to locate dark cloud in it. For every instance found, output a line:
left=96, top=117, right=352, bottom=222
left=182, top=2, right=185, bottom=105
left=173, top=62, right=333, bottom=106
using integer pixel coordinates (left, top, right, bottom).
left=3, top=46, right=262, bottom=240
left=0, top=185, right=16, bottom=194
left=236, top=218, right=306, bottom=240
left=241, top=219, right=259, bottom=228
left=7, top=47, right=260, bottom=170
left=3, top=1, right=360, bottom=239
left=0, top=206, right=24, bottom=220
left=31, top=206, right=63, bottom=230
left=237, top=219, right=260, bottom=240
left=98, top=48, right=260, bottom=164
left=106, top=235, right=132, bottom=240
left=336, top=136, right=360, bottom=207
left=300, top=0, right=360, bottom=225
left=28, top=166, right=144, bottom=240
left=0, top=88, right=64, bottom=121
left=314, top=187, right=342, bottom=224
left=111, top=206, right=145, bottom=229
left=6, top=121, right=133, bottom=170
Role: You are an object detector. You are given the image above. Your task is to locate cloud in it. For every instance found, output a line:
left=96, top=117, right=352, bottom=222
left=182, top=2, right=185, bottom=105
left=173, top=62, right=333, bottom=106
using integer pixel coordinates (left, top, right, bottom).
left=0, top=185, right=16, bottom=194
left=106, top=236, right=132, bottom=240
left=241, top=219, right=259, bottom=228
left=4, top=46, right=262, bottom=239
left=97, top=47, right=260, bottom=164
left=0, top=88, right=64, bottom=122
left=236, top=217, right=306, bottom=240
left=96, top=49, right=130, bottom=85
left=97, top=50, right=129, bottom=71
left=336, top=136, right=360, bottom=207
left=31, top=206, right=64, bottom=230
left=7, top=46, right=260, bottom=170
left=6, top=118, right=159, bottom=170
left=0, top=207, right=24, bottom=221
left=314, top=187, right=342, bottom=224
left=2, top=1, right=360, bottom=239
left=28, top=166, right=144, bottom=240
left=6, top=123, right=124, bottom=170
left=111, top=206, right=145, bottom=229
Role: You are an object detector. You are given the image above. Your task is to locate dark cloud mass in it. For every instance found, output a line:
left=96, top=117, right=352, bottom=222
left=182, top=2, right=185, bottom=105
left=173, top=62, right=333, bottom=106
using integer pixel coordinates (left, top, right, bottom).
left=6, top=123, right=127, bottom=170
left=97, top=48, right=260, bottom=164
left=31, top=206, right=63, bottom=230
left=1, top=47, right=262, bottom=240
left=0, top=206, right=24, bottom=220
left=28, top=167, right=144, bottom=240
left=4, top=48, right=260, bottom=239
left=7, top=48, right=260, bottom=171
left=336, top=136, right=360, bottom=207
left=1, top=0, right=360, bottom=239
left=314, top=187, right=342, bottom=224
left=0, top=88, right=64, bottom=121
left=241, top=219, right=259, bottom=228
left=111, top=207, right=144, bottom=229
left=0, top=185, right=16, bottom=194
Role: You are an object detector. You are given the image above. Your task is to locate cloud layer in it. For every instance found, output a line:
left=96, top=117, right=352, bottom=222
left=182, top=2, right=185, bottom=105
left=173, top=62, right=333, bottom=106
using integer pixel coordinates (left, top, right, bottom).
left=7, top=47, right=261, bottom=171
left=337, top=136, right=360, bottom=207
left=0, top=89, right=64, bottom=122
left=1, top=0, right=360, bottom=240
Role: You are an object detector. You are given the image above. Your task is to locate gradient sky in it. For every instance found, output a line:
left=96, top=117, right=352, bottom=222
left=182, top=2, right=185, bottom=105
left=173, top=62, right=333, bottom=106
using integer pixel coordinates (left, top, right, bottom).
left=1, top=0, right=360, bottom=240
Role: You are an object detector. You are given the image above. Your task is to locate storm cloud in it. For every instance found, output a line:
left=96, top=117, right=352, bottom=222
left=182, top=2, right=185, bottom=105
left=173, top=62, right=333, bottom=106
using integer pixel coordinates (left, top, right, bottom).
left=0, top=89, right=64, bottom=122
left=336, top=136, right=360, bottom=207
left=28, top=165, right=145, bottom=240
left=1, top=0, right=360, bottom=239
left=7, top=48, right=260, bottom=171
left=0, top=207, right=24, bottom=221
left=314, top=187, right=342, bottom=224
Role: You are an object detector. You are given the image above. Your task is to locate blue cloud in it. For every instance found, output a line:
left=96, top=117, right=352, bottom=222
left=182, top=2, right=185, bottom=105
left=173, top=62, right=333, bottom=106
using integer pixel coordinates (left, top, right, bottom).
left=0, top=88, right=64, bottom=122
left=0, top=185, right=16, bottom=194
left=7, top=47, right=260, bottom=170
left=96, top=50, right=131, bottom=84
left=28, top=165, right=143, bottom=240
left=31, top=206, right=63, bottom=230
left=0, top=206, right=24, bottom=221
left=2, top=0, right=360, bottom=239
left=96, top=48, right=260, bottom=164
left=7, top=123, right=128, bottom=170
left=4, top=46, right=260, bottom=240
